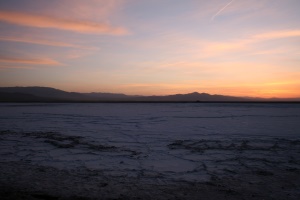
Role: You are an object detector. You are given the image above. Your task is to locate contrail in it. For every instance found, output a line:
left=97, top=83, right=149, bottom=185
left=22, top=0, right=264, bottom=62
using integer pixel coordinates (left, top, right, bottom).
left=211, top=0, right=235, bottom=21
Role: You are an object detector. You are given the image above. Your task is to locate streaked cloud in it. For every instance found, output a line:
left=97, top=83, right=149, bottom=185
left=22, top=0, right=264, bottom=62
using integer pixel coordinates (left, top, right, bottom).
left=0, top=56, right=62, bottom=65
left=0, top=10, right=128, bottom=35
left=211, top=0, right=235, bottom=21
left=0, top=36, right=83, bottom=48
left=253, top=30, right=300, bottom=40
left=0, top=65, right=35, bottom=70
left=202, top=29, right=300, bottom=57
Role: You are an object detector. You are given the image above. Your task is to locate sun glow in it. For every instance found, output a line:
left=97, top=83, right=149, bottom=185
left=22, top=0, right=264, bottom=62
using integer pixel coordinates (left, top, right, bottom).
left=0, top=0, right=299, bottom=98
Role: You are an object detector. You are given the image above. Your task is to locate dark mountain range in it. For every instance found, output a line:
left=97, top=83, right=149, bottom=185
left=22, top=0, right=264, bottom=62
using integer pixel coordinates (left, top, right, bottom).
left=0, top=87, right=138, bottom=102
left=0, top=86, right=299, bottom=102
left=132, top=92, right=248, bottom=102
left=0, top=87, right=87, bottom=101
left=0, top=92, right=48, bottom=102
left=83, top=92, right=140, bottom=100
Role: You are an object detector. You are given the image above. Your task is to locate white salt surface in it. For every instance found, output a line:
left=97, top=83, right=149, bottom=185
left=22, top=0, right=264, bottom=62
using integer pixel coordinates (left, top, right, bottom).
left=0, top=103, right=300, bottom=199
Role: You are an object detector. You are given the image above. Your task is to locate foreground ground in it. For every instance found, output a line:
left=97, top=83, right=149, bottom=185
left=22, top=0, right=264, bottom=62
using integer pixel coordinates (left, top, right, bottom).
left=1, top=130, right=300, bottom=199
left=1, top=160, right=300, bottom=200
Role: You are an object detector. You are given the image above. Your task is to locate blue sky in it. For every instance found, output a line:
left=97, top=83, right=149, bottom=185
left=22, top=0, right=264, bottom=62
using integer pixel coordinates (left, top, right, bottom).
left=0, top=0, right=299, bottom=97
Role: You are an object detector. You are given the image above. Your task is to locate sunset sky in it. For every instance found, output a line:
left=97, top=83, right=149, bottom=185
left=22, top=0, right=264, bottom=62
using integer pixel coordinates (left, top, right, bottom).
left=0, top=0, right=299, bottom=98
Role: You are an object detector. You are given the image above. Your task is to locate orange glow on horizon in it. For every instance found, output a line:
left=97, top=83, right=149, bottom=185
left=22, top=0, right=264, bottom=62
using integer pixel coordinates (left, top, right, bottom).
left=0, top=1, right=299, bottom=99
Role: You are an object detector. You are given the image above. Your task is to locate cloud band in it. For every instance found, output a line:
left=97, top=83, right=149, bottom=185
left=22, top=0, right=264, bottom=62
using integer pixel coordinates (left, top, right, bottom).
left=0, top=10, right=128, bottom=35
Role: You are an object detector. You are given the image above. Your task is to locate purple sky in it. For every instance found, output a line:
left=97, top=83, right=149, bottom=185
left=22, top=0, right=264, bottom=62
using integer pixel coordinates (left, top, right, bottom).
left=0, top=0, right=299, bottom=97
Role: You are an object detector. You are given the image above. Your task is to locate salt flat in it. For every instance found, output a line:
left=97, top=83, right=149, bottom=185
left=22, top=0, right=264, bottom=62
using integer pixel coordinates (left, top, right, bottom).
left=0, top=103, right=300, bottom=199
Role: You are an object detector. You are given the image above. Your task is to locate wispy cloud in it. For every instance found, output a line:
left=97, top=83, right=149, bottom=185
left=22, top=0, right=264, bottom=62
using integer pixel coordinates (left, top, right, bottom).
left=211, top=0, right=235, bottom=21
left=253, top=30, right=300, bottom=40
left=0, top=10, right=128, bottom=35
left=202, top=29, right=300, bottom=57
left=0, top=36, right=75, bottom=48
left=0, top=35, right=98, bottom=50
left=0, top=56, right=63, bottom=65
left=0, top=65, right=35, bottom=69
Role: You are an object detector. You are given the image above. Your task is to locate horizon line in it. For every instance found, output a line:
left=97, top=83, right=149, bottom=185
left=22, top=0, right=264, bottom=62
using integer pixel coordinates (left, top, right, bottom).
left=0, top=85, right=300, bottom=100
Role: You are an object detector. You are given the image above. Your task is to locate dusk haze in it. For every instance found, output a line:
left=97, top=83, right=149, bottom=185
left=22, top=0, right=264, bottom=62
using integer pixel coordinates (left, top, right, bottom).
left=1, top=1, right=300, bottom=200
left=0, top=0, right=299, bottom=98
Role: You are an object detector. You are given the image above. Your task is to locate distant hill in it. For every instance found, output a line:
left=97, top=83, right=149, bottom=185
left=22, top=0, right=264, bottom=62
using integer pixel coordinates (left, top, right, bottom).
left=0, top=86, right=299, bottom=102
left=0, top=87, right=88, bottom=101
left=0, top=87, right=137, bottom=102
left=0, top=92, right=47, bottom=102
left=83, top=92, right=139, bottom=100
left=131, top=92, right=248, bottom=102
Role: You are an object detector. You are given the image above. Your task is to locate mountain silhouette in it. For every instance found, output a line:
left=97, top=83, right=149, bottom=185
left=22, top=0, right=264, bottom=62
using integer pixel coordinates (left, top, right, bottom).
left=0, top=87, right=88, bottom=101
left=0, top=86, right=299, bottom=102
left=130, top=92, right=248, bottom=101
